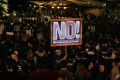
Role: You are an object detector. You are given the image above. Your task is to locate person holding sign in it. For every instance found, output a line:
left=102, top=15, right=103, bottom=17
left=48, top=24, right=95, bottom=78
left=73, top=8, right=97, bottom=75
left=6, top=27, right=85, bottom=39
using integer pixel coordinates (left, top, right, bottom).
left=55, top=49, right=67, bottom=70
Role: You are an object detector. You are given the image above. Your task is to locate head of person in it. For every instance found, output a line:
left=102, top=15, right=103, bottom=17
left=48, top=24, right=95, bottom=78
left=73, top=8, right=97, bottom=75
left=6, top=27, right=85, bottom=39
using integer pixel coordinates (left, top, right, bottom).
left=111, top=50, right=117, bottom=59
left=115, top=57, right=120, bottom=68
left=26, top=50, right=33, bottom=59
left=12, top=11, right=17, bottom=16
left=76, top=63, right=86, bottom=76
left=98, top=63, right=106, bottom=73
left=55, top=49, right=62, bottom=56
left=11, top=50, right=19, bottom=61
left=86, top=60, right=94, bottom=71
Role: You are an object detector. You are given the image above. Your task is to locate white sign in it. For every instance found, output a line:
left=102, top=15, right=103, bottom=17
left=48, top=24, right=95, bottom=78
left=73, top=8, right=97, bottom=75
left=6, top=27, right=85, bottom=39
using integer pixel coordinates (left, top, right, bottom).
left=51, top=18, right=82, bottom=46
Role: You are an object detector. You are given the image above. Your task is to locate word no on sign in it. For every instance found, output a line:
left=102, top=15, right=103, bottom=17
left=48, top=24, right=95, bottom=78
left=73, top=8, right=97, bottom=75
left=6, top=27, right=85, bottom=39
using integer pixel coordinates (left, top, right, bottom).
left=51, top=18, right=82, bottom=46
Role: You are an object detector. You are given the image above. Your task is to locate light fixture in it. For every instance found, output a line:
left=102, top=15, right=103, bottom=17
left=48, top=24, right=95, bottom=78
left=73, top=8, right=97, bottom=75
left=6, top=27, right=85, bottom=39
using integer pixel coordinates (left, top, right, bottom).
left=34, top=5, right=36, bottom=8
left=52, top=6, right=55, bottom=9
left=57, top=6, right=60, bottom=9
left=63, top=7, right=67, bottom=9
left=40, top=6, right=43, bottom=8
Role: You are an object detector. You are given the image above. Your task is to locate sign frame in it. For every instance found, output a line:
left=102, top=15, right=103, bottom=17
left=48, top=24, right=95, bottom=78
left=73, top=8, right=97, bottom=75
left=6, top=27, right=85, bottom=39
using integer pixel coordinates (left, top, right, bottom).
left=50, top=18, right=82, bottom=46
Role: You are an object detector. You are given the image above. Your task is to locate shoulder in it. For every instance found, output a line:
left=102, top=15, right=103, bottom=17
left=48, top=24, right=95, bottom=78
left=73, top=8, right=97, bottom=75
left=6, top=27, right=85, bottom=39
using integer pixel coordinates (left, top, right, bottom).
left=115, top=74, right=120, bottom=80
left=111, top=66, right=119, bottom=74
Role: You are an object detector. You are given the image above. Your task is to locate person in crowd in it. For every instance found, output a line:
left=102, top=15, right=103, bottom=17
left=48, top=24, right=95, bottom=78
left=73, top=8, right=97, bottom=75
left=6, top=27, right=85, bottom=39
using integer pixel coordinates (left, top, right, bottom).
left=35, top=49, right=48, bottom=69
left=87, top=47, right=97, bottom=64
left=27, top=69, right=63, bottom=80
left=19, top=32, right=29, bottom=59
left=22, top=49, right=37, bottom=73
left=111, top=50, right=117, bottom=59
left=6, top=50, right=21, bottom=72
left=95, top=43, right=100, bottom=51
left=55, top=49, right=67, bottom=70
left=67, top=46, right=77, bottom=59
left=1, top=50, right=26, bottom=80
left=58, top=61, right=73, bottom=80
left=75, top=63, right=91, bottom=80
left=75, top=46, right=88, bottom=61
left=111, top=57, right=120, bottom=80
left=85, top=60, right=95, bottom=80
left=95, top=63, right=109, bottom=80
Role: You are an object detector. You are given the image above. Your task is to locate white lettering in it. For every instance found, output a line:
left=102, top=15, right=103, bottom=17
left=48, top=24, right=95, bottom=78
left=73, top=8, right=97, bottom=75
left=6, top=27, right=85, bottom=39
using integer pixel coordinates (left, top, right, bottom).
left=52, top=21, right=80, bottom=40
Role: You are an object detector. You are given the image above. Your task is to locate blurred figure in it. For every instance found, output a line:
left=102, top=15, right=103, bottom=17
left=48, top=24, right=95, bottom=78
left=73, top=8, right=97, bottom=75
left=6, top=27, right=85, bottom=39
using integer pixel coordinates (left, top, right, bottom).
left=85, top=60, right=95, bottom=80
left=7, top=50, right=21, bottom=72
left=111, top=51, right=117, bottom=59
left=111, top=57, right=120, bottom=80
left=58, top=61, right=73, bottom=80
left=87, top=47, right=97, bottom=64
left=35, top=49, right=48, bottom=69
left=75, top=63, right=91, bottom=80
left=55, top=49, right=67, bottom=62
left=1, top=50, right=25, bottom=80
left=55, top=49, right=67, bottom=70
left=95, top=43, right=100, bottom=51
left=27, top=69, right=63, bottom=80
left=95, top=63, right=109, bottom=80
left=22, top=50, right=37, bottom=73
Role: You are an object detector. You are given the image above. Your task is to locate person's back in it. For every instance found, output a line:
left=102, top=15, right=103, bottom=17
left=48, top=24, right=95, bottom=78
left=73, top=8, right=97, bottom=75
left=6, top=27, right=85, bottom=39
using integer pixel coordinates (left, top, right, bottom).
left=111, top=57, right=120, bottom=80
left=95, top=63, right=109, bottom=80
left=58, top=61, right=73, bottom=80
left=115, top=73, right=120, bottom=80
left=111, top=65, right=119, bottom=80
left=27, top=69, right=63, bottom=80
left=75, top=63, right=91, bottom=80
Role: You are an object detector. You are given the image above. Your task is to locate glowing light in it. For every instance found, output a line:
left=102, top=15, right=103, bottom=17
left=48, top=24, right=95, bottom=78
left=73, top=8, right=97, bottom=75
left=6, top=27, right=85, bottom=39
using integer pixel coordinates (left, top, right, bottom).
left=103, top=3, right=106, bottom=7
left=34, top=5, right=36, bottom=8
left=63, top=7, right=67, bottom=9
left=57, top=7, right=60, bottom=9
left=29, top=4, right=31, bottom=7
left=52, top=6, right=55, bottom=9
left=40, top=6, right=43, bottom=8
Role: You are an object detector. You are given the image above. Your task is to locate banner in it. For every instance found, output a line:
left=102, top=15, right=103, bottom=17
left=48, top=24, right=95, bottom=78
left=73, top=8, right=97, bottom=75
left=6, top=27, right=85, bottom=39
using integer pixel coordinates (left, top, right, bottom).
left=51, top=18, right=82, bottom=46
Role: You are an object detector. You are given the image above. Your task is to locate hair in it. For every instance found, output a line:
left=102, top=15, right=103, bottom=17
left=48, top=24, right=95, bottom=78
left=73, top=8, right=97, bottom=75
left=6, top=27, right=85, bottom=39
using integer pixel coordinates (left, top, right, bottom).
left=77, top=63, right=85, bottom=74
left=76, top=63, right=90, bottom=80
left=98, top=63, right=107, bottom=73
left=114, top=57, right=120, bottom=64
left=27, top=69, right=62, bottom=80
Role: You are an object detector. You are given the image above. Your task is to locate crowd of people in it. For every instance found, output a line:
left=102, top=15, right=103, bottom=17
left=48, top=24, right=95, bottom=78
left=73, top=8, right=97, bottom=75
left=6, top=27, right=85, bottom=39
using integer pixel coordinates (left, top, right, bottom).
left=0, top=8, right=120, bottom=80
